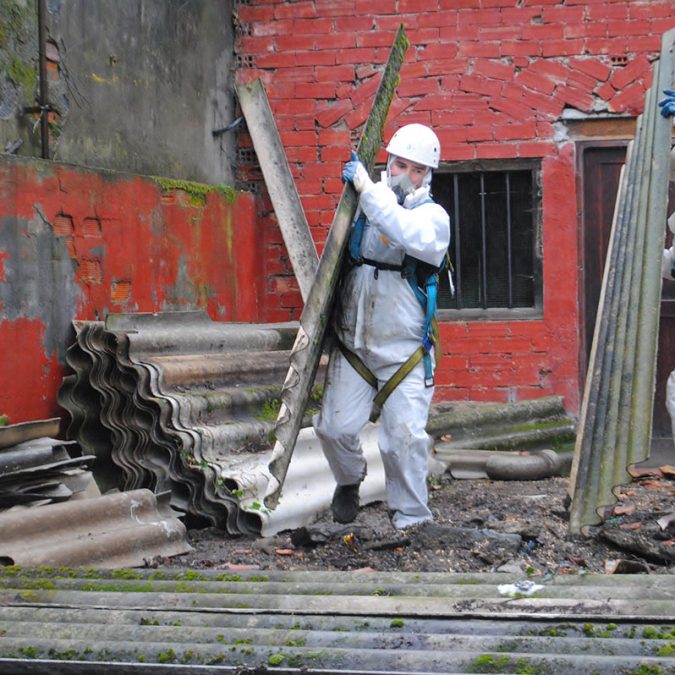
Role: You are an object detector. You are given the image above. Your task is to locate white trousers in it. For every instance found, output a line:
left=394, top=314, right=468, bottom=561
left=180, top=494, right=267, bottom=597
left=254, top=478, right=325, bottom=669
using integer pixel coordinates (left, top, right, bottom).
left=314, top=348, right=434, bottom=529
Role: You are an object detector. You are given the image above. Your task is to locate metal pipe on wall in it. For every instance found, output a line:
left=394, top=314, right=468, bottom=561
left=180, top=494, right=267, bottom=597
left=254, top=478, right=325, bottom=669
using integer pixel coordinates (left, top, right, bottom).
left=36, top=0, right=49, bottom=159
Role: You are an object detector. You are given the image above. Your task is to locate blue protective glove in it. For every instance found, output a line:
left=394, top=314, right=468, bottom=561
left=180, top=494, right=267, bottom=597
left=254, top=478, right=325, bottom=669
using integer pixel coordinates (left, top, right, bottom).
left=658, top=89, right=675, bottom=118
left=341, top=151, right=372, bottom=192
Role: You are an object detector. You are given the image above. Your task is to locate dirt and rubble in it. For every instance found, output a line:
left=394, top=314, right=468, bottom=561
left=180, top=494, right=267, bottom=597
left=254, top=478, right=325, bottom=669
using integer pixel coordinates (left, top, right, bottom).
left=166, top=466, right=675, bottom=577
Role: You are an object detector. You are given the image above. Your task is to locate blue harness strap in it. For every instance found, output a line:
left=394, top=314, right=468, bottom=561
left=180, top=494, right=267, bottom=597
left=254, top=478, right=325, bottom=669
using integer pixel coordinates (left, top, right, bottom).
left=349, top=212, right=367, bottom=263
left=405, top=266, right=437, bottom=386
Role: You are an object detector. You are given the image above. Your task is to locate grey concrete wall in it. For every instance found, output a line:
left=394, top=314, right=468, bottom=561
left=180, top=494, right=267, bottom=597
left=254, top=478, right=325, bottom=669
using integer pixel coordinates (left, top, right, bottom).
left=0, top=1, right=41, bottom=157
left=1, top=0, right=236, bottom=184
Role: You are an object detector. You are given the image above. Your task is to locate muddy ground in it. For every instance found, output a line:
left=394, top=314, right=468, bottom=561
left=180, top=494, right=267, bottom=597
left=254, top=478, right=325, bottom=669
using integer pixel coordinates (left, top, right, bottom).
left=166, top=466, right=675, bottom=577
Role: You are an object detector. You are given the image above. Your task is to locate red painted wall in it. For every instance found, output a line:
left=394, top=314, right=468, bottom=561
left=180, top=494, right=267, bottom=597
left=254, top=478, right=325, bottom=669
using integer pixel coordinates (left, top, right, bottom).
left=0, top=157, right=262, bottom=423
left=235, top=0, right=673, bottom=414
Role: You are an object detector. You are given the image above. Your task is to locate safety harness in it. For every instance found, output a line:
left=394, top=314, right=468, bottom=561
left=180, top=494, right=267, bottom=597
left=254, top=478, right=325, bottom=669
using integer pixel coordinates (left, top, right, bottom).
left=341, top=203, right=444, bottom=423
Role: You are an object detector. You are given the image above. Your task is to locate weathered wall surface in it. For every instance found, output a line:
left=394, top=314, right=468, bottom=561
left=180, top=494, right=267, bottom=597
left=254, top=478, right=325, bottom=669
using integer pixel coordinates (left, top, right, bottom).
left=0, top=156, right=261, bottom=423
left=0, top=1, right=40, bottom=156
left=1, top=0, right=236, bottom=184
left=235, top=0, right=673, bottom=413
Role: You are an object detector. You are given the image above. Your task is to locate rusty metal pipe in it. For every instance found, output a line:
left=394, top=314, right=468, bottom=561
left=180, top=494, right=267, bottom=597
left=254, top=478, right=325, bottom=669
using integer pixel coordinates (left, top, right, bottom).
left=485, top=449, right=564, bottom=481
left=37, top=0, right=49, bottom=159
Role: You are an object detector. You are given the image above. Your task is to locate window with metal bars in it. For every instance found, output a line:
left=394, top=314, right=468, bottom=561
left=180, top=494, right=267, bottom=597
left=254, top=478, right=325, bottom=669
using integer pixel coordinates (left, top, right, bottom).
left=431, top=161, right=542, bottom=316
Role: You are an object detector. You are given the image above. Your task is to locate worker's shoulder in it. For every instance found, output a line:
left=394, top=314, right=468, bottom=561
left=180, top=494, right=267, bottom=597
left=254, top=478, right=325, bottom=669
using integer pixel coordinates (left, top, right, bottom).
left=421, top=198, right=450, bottom=223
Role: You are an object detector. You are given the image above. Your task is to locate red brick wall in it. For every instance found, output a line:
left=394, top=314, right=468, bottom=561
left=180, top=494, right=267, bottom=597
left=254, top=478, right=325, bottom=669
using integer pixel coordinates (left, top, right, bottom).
left=235, top=0, right=672, bottom=414
left=0, top=157, right=262, bottom=423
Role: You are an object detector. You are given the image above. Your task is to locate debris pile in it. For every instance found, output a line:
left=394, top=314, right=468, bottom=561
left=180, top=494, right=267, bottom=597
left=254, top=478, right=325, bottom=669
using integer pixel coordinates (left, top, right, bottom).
left=0, top=417, right=94, bottom=508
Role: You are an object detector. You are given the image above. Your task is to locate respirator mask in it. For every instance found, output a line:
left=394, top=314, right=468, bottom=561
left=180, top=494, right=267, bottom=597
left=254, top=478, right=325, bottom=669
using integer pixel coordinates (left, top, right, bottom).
left=386, top=155, right=431, bottom=204
left=386, top=156, right=417, bottom=204
left=389, top=171, right=416, bottom=204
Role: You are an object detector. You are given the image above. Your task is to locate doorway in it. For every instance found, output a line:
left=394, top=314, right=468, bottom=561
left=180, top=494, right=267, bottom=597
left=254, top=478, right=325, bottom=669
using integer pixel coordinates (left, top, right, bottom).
left=578, top=141, right=675, bottom=437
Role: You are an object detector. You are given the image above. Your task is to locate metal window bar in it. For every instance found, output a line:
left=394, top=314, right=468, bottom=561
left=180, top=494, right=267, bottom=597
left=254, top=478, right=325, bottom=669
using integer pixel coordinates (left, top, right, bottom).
left=479, top=173, right=488, bottom=308
left=531, top=168, right=538, bottom=304
left=452, top=173, right=462, bottom=308
left=506, top=172, right=514, bottom=308
left=450, top=170, right=532, bottom=310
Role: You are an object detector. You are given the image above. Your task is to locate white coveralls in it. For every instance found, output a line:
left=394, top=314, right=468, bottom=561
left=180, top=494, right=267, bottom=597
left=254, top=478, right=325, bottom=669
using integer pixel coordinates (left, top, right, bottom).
left=314, top=179, right=450, bottom=529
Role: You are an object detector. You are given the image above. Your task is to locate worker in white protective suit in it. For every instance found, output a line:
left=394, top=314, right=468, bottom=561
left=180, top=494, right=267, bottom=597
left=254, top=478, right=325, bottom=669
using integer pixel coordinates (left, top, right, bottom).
left=659, top=89, right=675, bottom=446
left=314, top=123, right=451, bottom=529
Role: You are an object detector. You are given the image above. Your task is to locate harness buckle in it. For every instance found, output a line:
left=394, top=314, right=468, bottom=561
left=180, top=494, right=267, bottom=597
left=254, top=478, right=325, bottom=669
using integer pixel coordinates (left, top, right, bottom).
left=424, top=376, right=435, bottom=388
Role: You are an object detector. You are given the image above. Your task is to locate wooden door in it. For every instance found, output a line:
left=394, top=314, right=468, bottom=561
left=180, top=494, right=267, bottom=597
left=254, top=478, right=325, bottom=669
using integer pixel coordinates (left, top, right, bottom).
left=579, top=142, right=675, bottom=436
left=579, top=143, right=627, bottom=368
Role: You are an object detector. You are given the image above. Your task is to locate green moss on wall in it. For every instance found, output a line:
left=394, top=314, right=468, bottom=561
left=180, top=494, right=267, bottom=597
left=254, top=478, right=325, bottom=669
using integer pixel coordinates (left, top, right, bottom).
left=153, top=176, right=239, bottom=207
left=0, top=0, right=37, bottom=113
left=0, top=1, right=32, bottom=50
left=7, top=55, right=35, bottom=90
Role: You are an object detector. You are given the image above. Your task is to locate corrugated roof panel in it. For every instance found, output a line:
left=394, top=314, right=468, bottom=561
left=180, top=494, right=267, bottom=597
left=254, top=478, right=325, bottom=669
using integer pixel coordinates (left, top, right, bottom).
left=0, top=568, right=672, bottom=673
left=1, top=437, right=80, bottom=474
left=570, top=29, right=675, bottom=533
left=58, top=311, right=329, bottom=535
left=0, top=436, right=95, bottom=508
left=0, top=418, right=60, bottom=449
left=0, top=489, right=191, bottom=567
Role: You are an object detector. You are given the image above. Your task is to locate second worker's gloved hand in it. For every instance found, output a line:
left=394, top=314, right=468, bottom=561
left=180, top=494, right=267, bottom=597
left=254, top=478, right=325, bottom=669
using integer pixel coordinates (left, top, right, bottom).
left=342, top=151, right=373, bottom=193
left=659, top=89, right=675, bottom=118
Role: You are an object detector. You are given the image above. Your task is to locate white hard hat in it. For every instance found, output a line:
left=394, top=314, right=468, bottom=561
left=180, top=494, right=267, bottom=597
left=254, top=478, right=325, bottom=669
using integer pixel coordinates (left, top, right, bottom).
left=386, top=123, right=440, bottom=169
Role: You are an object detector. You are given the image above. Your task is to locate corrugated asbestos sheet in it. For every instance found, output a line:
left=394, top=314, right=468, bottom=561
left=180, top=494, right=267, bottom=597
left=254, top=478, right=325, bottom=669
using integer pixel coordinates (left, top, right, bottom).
left=0, top=418, right=89, bottom=509
left=0, top=418, right=61, bottom=450
left=0, top=489, right=191, bottom=568
left=267, top=27, right=410, bottom=508
left=0, top=567, right=672, bottom=674
left=0, top=436, right=93, bottom=507
left=235, top=77, right=319, bottom=303
left=0, top=419, right=191, bottom=568
left=57, top=310, right=326, bottom=536
left=569, top=28, right=675, bottom=534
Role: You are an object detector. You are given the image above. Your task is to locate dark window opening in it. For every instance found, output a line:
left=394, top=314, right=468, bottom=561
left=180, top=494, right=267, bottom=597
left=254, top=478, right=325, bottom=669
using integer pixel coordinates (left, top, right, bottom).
left=432, top=164, right=541, bottom=315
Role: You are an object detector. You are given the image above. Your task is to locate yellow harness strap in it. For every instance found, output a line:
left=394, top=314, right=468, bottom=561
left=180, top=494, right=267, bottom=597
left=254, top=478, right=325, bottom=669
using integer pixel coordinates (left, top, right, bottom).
left=337, top=320, right=441, bottom=423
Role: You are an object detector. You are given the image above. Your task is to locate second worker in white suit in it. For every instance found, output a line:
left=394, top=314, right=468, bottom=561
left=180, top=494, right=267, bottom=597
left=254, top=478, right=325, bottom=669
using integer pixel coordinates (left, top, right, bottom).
left=314, top=123, right=451, bottom=529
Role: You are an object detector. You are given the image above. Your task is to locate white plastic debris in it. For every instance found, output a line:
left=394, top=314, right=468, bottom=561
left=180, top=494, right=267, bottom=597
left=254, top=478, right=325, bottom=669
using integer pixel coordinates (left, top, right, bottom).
left=497, top=580, right=544, bottom=597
